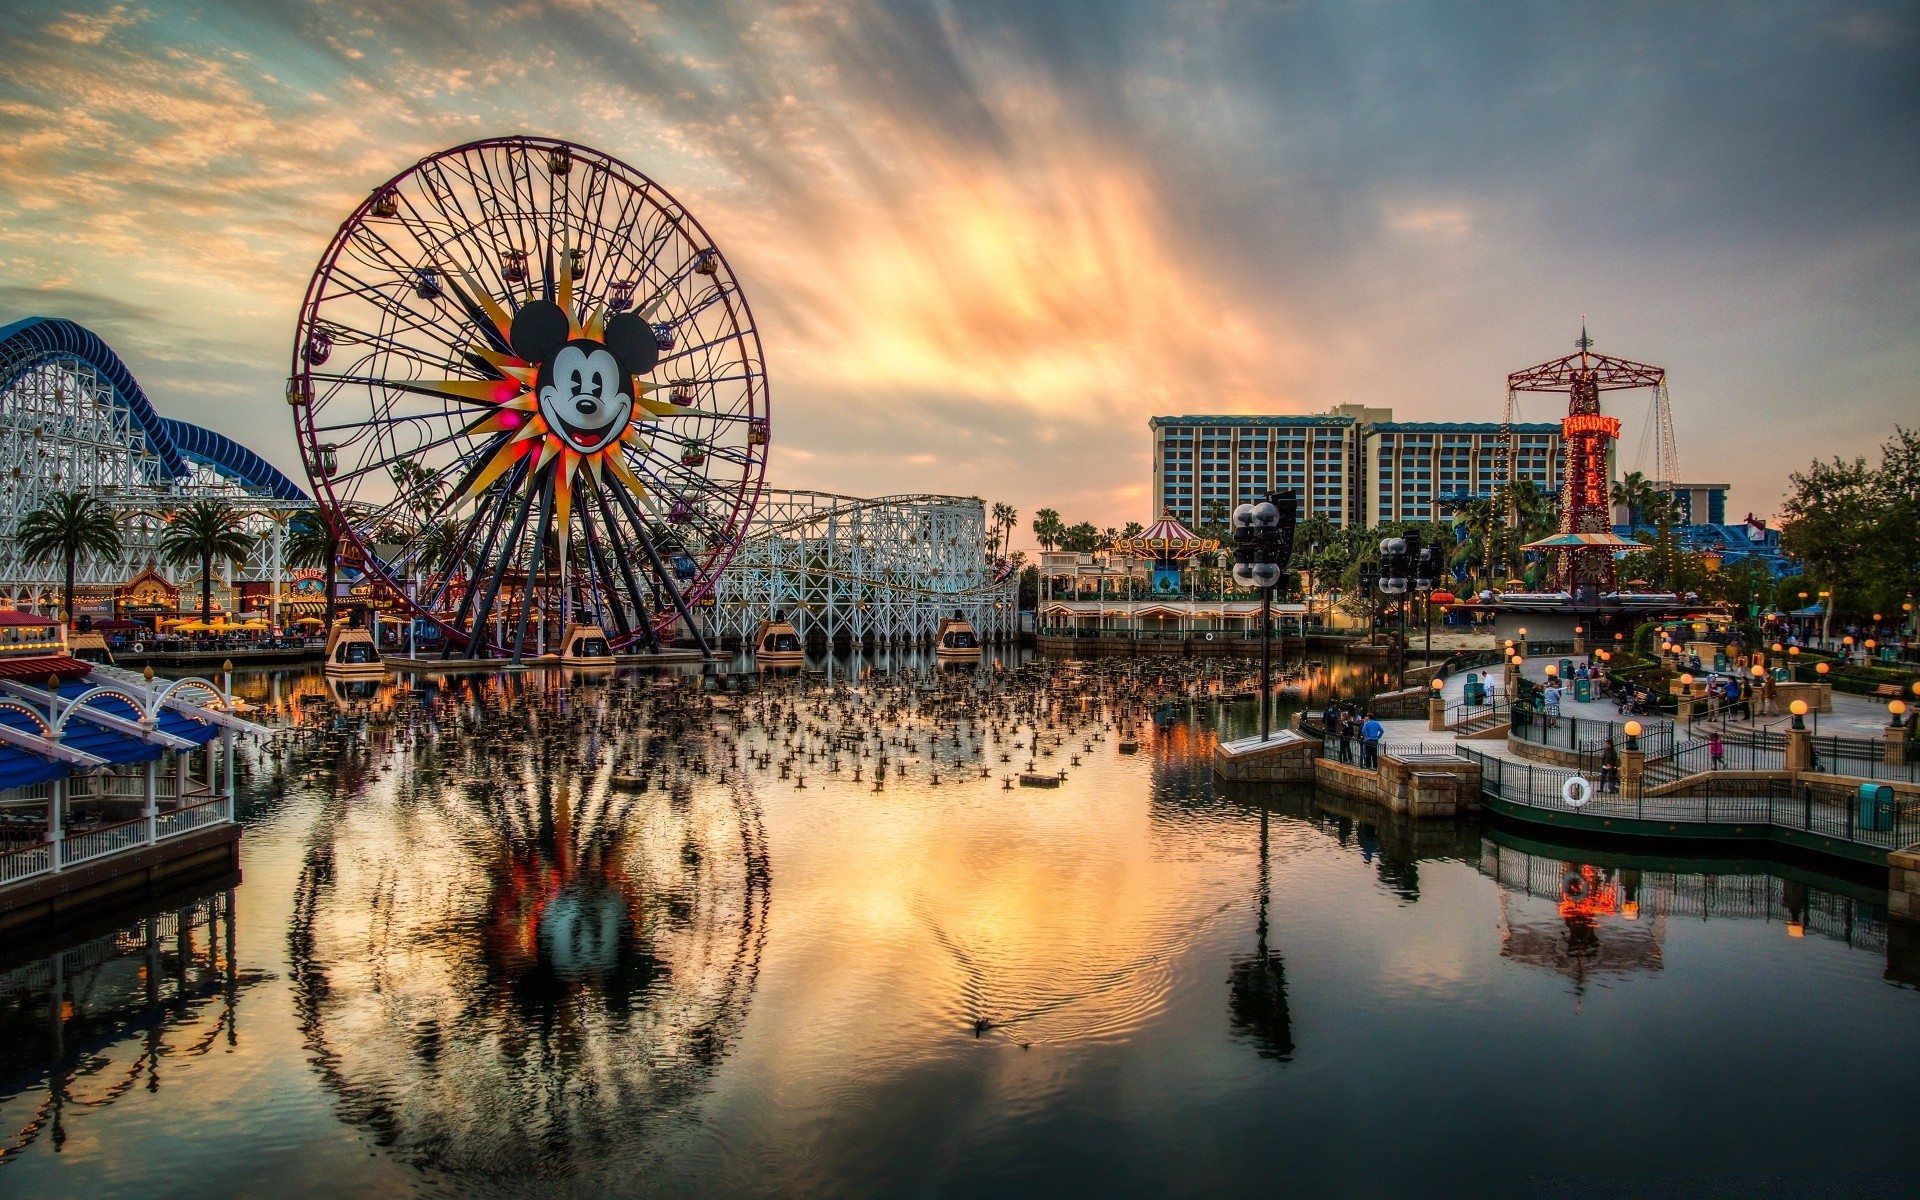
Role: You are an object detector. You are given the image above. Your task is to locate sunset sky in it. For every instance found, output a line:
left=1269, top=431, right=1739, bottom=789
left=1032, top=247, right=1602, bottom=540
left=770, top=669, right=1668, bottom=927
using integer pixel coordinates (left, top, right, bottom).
left=1, top=0, right=1914, bottom=541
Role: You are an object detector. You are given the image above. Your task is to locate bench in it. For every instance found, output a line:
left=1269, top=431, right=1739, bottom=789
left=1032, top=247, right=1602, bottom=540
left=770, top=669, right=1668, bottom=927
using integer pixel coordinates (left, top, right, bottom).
left=1873, top=684, right=1904, bottom=698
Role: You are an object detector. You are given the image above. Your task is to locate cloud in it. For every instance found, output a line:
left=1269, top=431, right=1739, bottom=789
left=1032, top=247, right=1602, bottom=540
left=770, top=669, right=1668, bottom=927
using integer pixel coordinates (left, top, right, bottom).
left=0, top=0, right=1912, bottom=529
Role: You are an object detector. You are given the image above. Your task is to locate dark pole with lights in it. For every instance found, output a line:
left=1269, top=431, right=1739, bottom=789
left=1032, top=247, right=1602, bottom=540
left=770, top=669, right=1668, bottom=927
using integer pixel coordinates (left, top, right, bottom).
left=1378, top=533, right=1413, bottom=690
left=1359, top=563, right=1380, bottom=644
left=1415, top=541, right=1439, bottom=671
left=1234, top=489, right=1298, bottom=743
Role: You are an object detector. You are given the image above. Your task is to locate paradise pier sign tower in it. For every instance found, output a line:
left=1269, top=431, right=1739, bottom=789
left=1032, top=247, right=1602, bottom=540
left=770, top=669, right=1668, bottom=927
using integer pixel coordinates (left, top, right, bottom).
left=1503, top=327, right=1670, bottom=601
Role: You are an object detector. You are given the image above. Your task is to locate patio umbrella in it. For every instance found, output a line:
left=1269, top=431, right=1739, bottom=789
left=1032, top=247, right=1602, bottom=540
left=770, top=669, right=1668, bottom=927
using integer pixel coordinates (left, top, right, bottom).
left=175, top=620, right=213, bottom=633
left=296, top=616, right=325, bottom=626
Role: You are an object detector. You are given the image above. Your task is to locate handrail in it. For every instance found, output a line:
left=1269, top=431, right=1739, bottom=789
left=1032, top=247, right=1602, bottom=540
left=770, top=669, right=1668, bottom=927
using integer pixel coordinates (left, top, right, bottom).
left=1, top=840, right=51, bottom=884
left=60, top=816, right=151, bottom=867
left=1460, top=745, right=1918, bottom=852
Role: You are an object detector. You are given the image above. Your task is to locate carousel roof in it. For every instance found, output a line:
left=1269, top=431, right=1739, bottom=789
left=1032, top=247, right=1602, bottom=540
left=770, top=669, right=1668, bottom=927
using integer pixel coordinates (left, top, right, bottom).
left=1111, top=512, right=1219, bottom=560
left=1521, top=532, right=1644, bottom=549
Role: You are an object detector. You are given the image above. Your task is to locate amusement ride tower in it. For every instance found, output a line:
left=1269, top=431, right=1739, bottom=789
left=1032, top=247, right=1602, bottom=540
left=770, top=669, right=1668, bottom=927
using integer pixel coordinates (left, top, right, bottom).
left=1502, top=328, right=1671, bottom=598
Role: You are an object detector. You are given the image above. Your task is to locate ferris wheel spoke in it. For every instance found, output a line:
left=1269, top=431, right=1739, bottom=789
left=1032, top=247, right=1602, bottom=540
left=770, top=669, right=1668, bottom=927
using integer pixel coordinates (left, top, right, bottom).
left=314, top=269, right=475, bottom=364
left=439, top=458, right=529, bottom=640
left=411, top=160, right=518, bottom=304
left=308, top=409, right=461, bottom=435
left=580, top=471, right=656, bottom=646
left=600, top=469, right=712, bottom=655
left=327, top=423, right=476, bottom=488
left=572, top=487, right=630, bottom=640
left=464, top=459, right=545, bottom=658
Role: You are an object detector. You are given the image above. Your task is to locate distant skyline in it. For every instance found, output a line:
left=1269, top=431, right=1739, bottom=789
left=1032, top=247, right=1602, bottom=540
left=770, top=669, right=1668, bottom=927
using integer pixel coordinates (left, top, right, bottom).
left=1, top=0, right=1914, bottom=543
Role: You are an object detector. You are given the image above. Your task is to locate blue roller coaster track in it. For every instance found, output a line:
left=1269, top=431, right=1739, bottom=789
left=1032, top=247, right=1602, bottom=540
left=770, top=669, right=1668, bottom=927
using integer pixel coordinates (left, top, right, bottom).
left=0, top=315, right=306, bottom=501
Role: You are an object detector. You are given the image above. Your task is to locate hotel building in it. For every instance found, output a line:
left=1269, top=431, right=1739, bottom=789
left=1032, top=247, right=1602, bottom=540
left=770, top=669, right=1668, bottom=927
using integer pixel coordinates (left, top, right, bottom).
left=1149, top=408, right=1562, bottom=528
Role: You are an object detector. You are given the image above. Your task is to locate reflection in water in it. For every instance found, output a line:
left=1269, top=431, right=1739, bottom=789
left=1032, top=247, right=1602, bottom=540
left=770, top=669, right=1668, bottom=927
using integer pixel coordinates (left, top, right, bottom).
left=1227, top=810, right=1292, bottom=1061
left=0, top=889, right=264, bottom=1163
left=1481, top=840, right=1892, bottom=998
left=282, top=672, right=768, bottom=1178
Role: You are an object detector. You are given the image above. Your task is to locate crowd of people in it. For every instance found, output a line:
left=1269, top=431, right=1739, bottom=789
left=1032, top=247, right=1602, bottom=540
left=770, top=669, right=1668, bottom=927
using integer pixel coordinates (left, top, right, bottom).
left=1318, top=701, right=1386, bottom=768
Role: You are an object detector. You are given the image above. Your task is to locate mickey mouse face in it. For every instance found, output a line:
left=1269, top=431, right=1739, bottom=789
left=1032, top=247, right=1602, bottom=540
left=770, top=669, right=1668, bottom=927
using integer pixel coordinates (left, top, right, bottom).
left=509, top=299, right=660, bottom=456
left=539, top=342, right=632, bottom=451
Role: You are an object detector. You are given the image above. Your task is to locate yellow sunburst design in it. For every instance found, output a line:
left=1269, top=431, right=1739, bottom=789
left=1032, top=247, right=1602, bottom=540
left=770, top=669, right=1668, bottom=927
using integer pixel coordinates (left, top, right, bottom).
left=410, top=285, right=700, bottom=546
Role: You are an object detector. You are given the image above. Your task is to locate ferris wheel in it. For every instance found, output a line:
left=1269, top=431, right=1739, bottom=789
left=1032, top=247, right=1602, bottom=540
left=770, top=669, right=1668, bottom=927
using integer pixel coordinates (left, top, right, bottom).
left=289, top=136, right=767, bottom=657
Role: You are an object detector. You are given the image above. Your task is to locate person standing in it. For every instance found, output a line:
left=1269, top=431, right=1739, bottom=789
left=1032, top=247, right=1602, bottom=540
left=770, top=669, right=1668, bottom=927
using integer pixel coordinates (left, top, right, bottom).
left=1600, top=736, right=1620, bottom=794
left=1762, top=671, right=1778, bottom=716
left=1543, top=680, right=1562, bottom=728
left=1360, top=712, right=1384, bottom=769
left=1338, top=710, right=1353, bottom=762
left=1708, top=729, right=1726, bottom=771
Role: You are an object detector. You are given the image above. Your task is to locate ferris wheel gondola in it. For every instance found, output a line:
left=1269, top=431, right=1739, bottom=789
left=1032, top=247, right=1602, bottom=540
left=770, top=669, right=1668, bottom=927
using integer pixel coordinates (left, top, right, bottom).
left=289, top=136, right=768, bottom=658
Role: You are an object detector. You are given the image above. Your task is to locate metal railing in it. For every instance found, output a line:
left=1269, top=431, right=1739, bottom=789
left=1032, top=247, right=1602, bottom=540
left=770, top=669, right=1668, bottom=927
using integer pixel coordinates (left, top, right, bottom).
left=1654, top=738, right=1784, bottom=778
left=60, top=816, right=151, bottom=868
left=157, top=797, right=230, bottom=840
left=1446, top=696, right=1507, bottom=728
left=1509, top=704, right=1675, bottom=759
left=1, top=841, right=51, bottom=884
left=1461, top=745, right=1918, bottom=852
left=66, top=772, right=180, bottom=802
left=0, top=797, right=234, bottom=891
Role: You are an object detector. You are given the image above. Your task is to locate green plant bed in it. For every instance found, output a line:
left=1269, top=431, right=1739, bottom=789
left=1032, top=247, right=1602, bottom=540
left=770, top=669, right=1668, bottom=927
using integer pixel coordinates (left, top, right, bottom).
left=1826, top=663, right=1920, bottom=696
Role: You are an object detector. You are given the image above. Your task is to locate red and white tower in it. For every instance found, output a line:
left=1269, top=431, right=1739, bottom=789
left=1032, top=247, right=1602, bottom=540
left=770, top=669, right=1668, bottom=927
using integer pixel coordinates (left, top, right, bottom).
left=1503, top=328, right=1666, bottom=597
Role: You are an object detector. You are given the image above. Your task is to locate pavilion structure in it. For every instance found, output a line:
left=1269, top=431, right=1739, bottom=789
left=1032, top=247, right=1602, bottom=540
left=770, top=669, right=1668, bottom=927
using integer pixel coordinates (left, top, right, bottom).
left=1039, top=513, right=1315, bottom=650
left=0, top=611, right=268, bottom=935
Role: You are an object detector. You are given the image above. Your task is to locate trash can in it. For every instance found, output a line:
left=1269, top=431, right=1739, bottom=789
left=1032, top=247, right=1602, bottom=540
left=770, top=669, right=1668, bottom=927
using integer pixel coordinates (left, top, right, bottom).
left=1559, top=658, right=1573, bottom=681
left=1858, top=784, right=1894, bottom=833
left=1464, top=673, right=1483, bottom=706
left=1574, top=677, right=1592, bottom=703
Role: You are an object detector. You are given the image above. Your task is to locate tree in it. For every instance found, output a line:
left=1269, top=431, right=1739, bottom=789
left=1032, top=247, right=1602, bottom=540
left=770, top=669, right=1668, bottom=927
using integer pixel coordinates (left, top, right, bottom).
left=1197, top=500, right=1232, bottom=546
left=1099, top=526, right=1120, bottom=550
left=286, top=507, right=339, bottom=626
left=1059, top=522, right=1101, bottom=552
left=991, top=502, right=1018, bottom=557
left=1611, top=470, right=1656, bottom=528
left=1122, top=521, right=1144, bottom=540
left=160, top=500, right=254, bottom=622
left=16, top=491, right=122, bottom=626
left=391, top=459, right=444, bottom=524
left=1779, top=428, right=1920, bottom=618
left=1453, top=498, right=1503, bottom=585
left=1031, top=508, right=1063, bottom=553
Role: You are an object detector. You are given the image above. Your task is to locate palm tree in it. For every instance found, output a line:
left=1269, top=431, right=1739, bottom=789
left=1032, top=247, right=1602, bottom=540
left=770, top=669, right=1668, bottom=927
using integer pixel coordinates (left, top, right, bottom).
left=1032, top=508, right=1062, bottom=552
left=160, top=500, right=254, bottom=622
left=1611, top=470, right=1655, bottom=529
left=16, top=491, right=122, bottom=626
left=1455, top=497, right=1503, bottom=585
left=286, top=506, right=338, bottom=626
left=991, top=502, right=1018, bottom=557
left=1122, top=521, right=1144, bottom=540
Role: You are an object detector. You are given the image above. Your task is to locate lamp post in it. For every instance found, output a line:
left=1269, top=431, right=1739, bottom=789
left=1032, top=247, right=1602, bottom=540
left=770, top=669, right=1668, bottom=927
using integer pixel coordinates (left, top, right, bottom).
left=1358, top=564, right=1380, bottom=644
left=1232, top=489, right=1298, bottom=743
left=1414, top=542, right=1439, bottom=670
left=1377, top=533, right=1413, bottom=689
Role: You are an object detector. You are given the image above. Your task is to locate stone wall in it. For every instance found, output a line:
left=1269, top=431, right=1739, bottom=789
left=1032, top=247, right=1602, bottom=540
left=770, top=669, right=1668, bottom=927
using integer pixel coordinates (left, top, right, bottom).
left=1213, top=732, right=1319, bottom=783
left=1890, top=844, right=1920, bottom=925
left=1366, top=685, right=1431, bottom=719
left=1314, top=751, right=1480, bottom=817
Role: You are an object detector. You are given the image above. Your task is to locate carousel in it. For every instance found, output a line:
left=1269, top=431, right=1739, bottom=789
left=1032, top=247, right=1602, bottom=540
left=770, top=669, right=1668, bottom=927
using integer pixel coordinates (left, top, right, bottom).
left=1039, top=513, right=1306, bottom=649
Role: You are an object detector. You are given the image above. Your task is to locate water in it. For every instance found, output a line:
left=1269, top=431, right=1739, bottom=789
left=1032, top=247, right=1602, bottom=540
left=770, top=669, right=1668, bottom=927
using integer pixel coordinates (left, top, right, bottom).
left=2, top=653, right=1915, bottom=1196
